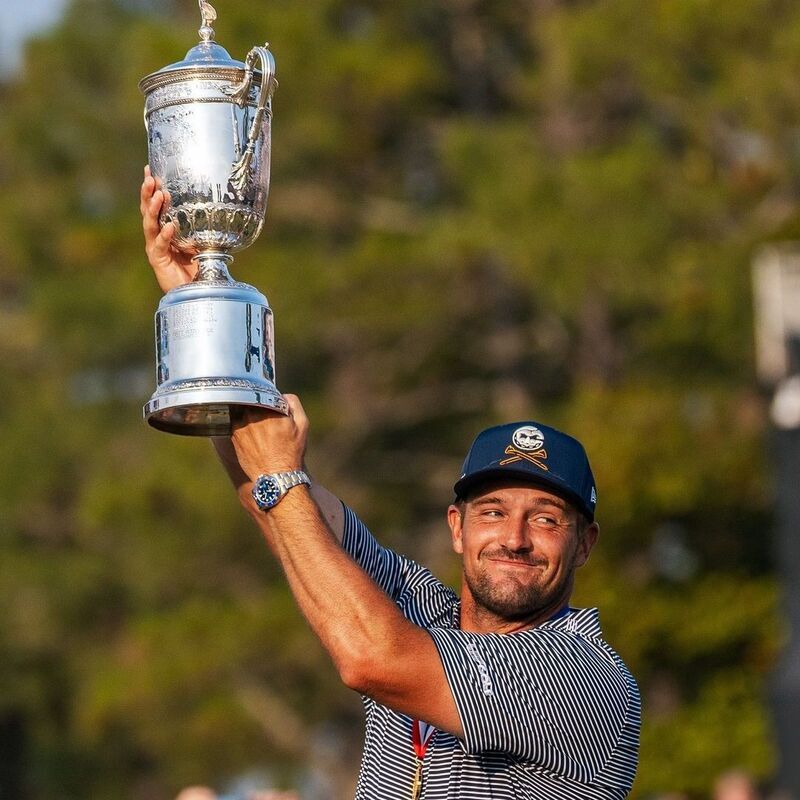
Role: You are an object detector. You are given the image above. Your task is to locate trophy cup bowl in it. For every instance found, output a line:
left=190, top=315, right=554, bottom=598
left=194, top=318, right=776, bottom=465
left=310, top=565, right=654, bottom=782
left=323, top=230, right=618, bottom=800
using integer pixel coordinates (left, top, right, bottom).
left=140, top=2, right=287, bottom=436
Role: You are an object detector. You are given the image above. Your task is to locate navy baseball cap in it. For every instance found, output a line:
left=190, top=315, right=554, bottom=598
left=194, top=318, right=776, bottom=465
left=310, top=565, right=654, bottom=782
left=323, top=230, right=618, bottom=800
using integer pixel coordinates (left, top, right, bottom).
left=453, top=422, right=597, bottom=521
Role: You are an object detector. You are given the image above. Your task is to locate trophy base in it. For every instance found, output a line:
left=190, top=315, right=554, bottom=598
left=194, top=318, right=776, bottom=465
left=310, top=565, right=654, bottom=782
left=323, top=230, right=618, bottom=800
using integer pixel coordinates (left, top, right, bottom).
left=144, top=275, right=285, bottom=437
left=145, top=379, right=289, bottom=436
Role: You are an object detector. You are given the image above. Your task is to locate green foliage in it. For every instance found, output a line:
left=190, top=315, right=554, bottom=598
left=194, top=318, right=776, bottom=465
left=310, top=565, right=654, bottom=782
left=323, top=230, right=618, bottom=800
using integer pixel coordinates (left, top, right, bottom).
left=0, top=0, right=792, bottom=797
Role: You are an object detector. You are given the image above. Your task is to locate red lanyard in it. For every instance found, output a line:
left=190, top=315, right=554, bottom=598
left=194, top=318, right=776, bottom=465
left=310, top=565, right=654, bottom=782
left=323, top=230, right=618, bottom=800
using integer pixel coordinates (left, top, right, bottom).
left=410, top=720, right=436, bottom=799
left=412, top=718, right=436, bottom=758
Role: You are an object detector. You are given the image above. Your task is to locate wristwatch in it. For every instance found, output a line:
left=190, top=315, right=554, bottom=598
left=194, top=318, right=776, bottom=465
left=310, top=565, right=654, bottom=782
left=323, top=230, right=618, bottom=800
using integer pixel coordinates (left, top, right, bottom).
left=252, top=470, right=311, bottom=511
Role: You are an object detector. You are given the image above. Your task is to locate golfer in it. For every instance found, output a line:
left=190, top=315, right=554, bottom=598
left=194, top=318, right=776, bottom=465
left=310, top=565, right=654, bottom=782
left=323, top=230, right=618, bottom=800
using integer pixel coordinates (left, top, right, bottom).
left=141, top=171, right=641, bottom=799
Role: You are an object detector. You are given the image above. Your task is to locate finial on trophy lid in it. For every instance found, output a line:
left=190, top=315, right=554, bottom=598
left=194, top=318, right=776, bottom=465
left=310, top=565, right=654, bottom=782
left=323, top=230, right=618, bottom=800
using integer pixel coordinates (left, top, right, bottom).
left=198, top=0, right=217, bottom=42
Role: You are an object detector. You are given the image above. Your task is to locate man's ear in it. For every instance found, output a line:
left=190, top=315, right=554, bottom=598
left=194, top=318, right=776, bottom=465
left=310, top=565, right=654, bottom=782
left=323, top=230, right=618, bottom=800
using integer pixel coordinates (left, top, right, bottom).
left=575, top=522, right=599, bottom=568
left=447, top=504, right=464, bottom=555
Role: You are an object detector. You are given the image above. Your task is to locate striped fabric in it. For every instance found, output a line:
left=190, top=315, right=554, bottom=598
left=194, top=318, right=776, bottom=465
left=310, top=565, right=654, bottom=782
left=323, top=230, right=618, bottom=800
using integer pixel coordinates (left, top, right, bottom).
left=342, top=506, right=641, bottom=800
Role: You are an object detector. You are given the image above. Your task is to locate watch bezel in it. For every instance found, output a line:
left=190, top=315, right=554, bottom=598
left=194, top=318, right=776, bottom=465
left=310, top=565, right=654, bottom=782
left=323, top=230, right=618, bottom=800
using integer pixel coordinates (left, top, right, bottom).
left=251, top=470, right=311, bottom=511
left=253, top=474, right=282, bottom=510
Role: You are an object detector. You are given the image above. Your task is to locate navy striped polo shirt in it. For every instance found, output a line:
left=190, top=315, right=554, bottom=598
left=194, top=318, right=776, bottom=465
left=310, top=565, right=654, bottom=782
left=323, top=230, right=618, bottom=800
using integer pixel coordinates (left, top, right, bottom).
left=342, top=506, right=641, bottom=799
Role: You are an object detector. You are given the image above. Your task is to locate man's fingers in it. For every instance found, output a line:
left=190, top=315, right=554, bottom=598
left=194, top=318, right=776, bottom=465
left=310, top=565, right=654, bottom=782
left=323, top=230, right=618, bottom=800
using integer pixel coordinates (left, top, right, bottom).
left=284, top=394, right=309, bottom=429
left=232, top=407, right=266, bottom=428
left=230, top=406, right=296, bottom=437
left=241, top=407, right=286, bottom=426
left=139, top=166, right=158, bottom=212
left=157, top=220, right=176, bottom=248
left=143, top=190, right=164, bottom=241
left=140, top=174, right=156, bottom=217
left=148, top=221, right=178, bottom=265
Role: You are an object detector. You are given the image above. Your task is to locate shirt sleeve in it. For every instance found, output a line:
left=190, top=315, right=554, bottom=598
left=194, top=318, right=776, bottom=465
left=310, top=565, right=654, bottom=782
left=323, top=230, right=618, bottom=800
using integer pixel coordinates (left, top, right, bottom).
left=340, top=503, right=440, bottom=605
left=427, top=625, right=634, bottom=783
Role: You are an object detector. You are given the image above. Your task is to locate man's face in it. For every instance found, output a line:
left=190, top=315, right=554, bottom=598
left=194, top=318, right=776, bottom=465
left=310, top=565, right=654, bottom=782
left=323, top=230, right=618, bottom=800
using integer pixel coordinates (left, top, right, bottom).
left=448, top=481, right=598, bottom=623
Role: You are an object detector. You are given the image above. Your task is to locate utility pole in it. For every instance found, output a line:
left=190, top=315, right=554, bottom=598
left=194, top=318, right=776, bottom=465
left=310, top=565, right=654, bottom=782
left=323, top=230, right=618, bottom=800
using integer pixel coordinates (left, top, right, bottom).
left=753, top=245, right=800, bottom=800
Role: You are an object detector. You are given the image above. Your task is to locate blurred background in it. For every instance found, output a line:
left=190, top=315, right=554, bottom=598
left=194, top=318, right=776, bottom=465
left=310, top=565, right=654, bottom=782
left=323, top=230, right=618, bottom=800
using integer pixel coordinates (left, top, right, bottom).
left=1, top=0, right=799, bottom=797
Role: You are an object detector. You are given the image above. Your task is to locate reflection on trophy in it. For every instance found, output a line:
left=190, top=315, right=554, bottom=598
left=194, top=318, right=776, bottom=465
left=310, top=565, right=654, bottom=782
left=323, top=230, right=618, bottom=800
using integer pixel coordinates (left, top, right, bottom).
left=140, top=0, right=287, bottom=435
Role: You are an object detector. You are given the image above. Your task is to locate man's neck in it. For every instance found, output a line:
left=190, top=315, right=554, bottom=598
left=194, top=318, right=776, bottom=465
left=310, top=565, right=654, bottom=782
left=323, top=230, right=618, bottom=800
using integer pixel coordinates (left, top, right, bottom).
left=458, top=594, right=570, bottom=634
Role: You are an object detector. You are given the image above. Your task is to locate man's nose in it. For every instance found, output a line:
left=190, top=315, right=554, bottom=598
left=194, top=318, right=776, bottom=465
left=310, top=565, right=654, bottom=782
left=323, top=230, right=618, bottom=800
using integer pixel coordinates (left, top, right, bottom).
left=500, top=515, right=532, bottom=551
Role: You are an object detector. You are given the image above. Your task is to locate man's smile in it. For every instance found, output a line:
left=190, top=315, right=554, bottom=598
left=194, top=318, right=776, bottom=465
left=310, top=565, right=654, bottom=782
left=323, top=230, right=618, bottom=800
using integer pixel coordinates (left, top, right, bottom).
left=489, top=557, right=535, bottom=567
left=481, top=549, right=547, bottom=570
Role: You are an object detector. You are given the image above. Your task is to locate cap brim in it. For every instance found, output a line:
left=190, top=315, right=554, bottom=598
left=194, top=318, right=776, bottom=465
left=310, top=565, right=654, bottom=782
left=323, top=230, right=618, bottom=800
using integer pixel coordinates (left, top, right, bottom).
left=453, top=467, right=594, bottom=521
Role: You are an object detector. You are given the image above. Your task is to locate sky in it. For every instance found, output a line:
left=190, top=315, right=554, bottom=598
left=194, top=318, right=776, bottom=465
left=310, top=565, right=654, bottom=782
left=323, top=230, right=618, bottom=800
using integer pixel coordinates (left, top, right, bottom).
left=0, top=0, right=68, bottom=75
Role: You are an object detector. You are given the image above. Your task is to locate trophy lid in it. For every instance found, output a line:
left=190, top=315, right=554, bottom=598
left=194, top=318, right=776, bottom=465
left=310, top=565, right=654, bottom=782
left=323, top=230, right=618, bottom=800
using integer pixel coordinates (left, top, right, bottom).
left=161, top=40, right=245, bottom=73
left=139, top=1, right=251, bottom=93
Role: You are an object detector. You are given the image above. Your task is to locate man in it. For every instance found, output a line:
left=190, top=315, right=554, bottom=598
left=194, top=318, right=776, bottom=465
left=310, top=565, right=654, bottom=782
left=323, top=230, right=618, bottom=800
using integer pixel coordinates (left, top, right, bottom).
left=141, top=170, right=641, bottom=799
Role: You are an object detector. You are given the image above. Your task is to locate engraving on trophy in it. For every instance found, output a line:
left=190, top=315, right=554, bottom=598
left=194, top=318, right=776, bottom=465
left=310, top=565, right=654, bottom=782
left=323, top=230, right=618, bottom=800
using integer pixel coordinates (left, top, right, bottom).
left=140, top=2, right=285, bottom=435
left=170, top=305, right=197, bottom=343
left=169, top=302, right=219, bottom=341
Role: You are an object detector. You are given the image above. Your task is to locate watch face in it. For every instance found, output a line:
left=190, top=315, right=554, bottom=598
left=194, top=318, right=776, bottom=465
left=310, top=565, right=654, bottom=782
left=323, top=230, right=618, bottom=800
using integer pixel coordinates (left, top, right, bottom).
left=253, top=475, right=282, bottom=510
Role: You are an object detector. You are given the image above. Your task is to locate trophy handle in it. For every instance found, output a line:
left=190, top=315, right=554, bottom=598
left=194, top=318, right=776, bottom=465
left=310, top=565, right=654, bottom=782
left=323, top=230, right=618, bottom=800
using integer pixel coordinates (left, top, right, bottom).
left=225, top=46, right=277, bottom=197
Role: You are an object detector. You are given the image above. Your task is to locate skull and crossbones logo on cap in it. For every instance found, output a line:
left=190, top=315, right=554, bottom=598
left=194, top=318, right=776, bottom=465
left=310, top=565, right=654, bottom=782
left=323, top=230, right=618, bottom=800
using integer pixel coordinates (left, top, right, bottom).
left=499, top=425, right=549, bottom=470
left=511, top=426, right=545, bottom=452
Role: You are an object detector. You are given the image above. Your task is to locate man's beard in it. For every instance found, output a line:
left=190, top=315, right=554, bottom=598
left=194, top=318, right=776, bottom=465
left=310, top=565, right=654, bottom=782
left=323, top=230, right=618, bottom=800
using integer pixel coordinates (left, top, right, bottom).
left=464, top=548, right=573, bottom=621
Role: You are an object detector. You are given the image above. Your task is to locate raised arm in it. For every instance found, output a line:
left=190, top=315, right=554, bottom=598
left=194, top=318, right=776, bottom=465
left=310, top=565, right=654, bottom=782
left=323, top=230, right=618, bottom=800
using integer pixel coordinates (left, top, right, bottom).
left=139, top=173, right=458, bottom=727
left=229, top=399, right=463, bottom=738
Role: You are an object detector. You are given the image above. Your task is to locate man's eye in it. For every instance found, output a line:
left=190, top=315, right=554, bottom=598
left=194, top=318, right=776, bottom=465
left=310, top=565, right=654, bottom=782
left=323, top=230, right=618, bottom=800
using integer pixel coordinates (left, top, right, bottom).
left=533, top=515, right=558, bottom=526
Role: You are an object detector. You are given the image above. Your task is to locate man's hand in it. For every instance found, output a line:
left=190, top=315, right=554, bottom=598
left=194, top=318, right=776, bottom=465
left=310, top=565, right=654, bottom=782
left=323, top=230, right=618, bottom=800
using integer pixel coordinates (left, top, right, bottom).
left=230, top=394, right=309, bottom=484
left=140, top=165, right=198, bottom=292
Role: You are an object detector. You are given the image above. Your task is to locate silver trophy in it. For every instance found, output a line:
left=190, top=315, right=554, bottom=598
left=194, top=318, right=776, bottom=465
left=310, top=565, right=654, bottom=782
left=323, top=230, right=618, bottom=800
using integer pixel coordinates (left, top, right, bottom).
left=140, top=1, right=287, bottom=435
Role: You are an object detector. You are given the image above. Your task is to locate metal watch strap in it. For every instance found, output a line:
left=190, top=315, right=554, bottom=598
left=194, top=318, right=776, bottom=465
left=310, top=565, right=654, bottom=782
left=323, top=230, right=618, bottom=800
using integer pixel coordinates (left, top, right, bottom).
left=274, top=469, right=311, bottom=493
